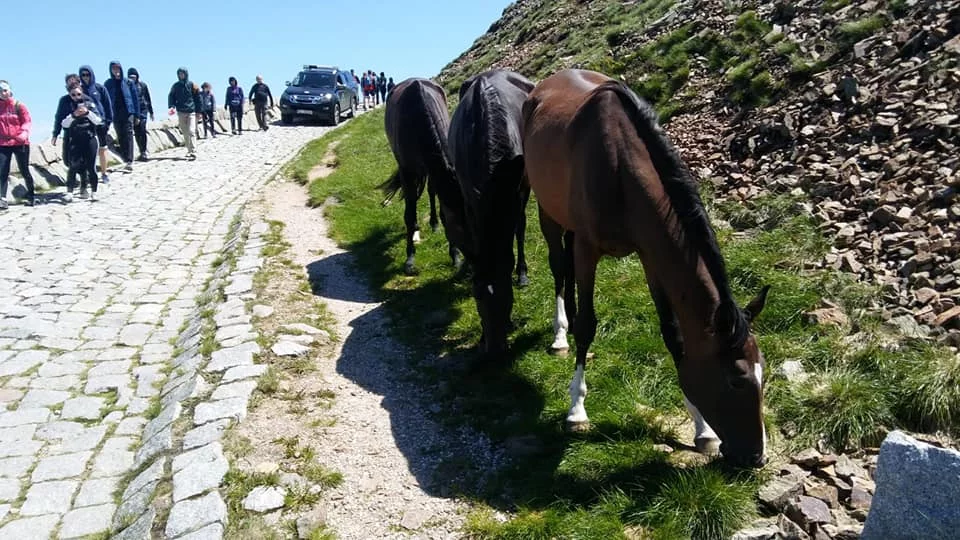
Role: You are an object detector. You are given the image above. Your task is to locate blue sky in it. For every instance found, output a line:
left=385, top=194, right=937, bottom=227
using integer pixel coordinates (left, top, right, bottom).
left=7, top=0, right=512, bottom=142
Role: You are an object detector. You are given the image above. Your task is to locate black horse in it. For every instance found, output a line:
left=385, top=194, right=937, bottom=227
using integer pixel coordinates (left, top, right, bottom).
left=381, top=78, right=469, bottom=275
left=448, top=70, right=535, bottom=359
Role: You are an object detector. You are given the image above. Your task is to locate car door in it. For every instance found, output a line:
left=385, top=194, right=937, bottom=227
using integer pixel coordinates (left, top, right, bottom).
left=336, top=73, right=350, bottom=110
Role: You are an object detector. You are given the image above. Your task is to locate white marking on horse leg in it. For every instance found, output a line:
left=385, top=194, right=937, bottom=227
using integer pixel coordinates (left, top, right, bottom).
left=412, top=230, right=421, bottom=244
left=566, top=365, right=589, bottom=424
left=755, top=360, right=767, bottom=455
left=551, top=295, right=569, bottom=351
left=487, top=284, right=494, bottom=295
left=684, top=395, right=719, bottom=453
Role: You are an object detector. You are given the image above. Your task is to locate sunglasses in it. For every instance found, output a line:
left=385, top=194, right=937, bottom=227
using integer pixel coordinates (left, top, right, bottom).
left=80, top=73, right=91, bottom=78
left=70, top=92, right=83, bottom=98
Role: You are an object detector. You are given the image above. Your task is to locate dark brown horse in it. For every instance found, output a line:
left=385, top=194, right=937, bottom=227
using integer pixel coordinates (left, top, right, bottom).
left=448, top=69, right=534, bottom=359
left=522, top=69, right=770, bottom=467
left=381, top=78, right=469, bottom=275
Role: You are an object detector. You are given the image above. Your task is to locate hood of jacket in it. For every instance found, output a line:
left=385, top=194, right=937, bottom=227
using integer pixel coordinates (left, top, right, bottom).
left=109, top=61, right=124, bottom=80
left=128, top=67, right=140, bottom=80
left=78, top=65, right=98, bottom=89
left=177, top=67, right=190, bottom=83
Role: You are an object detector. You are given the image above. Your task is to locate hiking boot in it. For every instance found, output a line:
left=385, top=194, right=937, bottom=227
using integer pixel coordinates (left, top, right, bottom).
left=23, top=198, right=34, bottom=207
left=101, top=174, right=110, bottom=185
left=79, top=188, right=89, bottom=200
left=0, top=199, right=8, bottom=211
left=90, top=191, right=97, bottom=202
left=138, top=153, right=148, bottom=162
left=124, top=162, right=133, bottom=172
left=63, top=192, right=73, bottom=203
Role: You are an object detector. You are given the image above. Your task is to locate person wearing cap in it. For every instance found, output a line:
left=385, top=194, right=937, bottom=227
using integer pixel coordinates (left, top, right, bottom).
left=78, top=65, right=113, bottom=184
left=127, top=67, right=154, bottom=161
left=104, top=61, right=140, bottom=171
left=0, top=80, right=36, bottom=209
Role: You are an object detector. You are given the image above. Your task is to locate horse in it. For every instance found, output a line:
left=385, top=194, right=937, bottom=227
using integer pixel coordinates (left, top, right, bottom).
left=522, top=69, right=770, bottom=468
left=380, top=77, right=469, bottom=275
left=448, top=70, right=535, bottom=359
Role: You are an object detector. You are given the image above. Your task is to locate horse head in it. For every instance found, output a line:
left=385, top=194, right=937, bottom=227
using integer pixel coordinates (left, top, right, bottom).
left=679, top=286, right=770, bottom=468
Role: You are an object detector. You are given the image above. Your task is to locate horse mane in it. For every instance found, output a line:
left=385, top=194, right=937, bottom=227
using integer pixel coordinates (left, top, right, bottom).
left=591, top=80, right=749, bottom=347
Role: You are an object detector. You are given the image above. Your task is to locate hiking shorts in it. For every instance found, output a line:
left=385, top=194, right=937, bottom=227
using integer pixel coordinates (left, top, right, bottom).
left=96, top=125, right=108, bottom=148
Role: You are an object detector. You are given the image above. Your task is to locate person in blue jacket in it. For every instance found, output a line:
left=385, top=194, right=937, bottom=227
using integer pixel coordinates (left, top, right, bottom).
left=78, top=65, right=113, bottom=184
left=104, top=61, right=139, bottom=171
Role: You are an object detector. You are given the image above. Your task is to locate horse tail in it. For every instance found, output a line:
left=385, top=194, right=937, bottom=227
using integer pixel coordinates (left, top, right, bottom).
left=377, top=169, right=405, bottom=205
left=589, top=80, right=746, bottom=340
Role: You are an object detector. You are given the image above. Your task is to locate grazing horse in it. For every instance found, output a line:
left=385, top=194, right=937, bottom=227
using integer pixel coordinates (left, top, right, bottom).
left=522, top=69, right=770, bottom=467
left=381, top=78, right=469, bottom=275
left=448, top=70, right=534, bottom=358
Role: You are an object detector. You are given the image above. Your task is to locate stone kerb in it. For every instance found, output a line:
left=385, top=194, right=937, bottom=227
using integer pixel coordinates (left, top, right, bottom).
left=5, top=106, right=281, bottom=199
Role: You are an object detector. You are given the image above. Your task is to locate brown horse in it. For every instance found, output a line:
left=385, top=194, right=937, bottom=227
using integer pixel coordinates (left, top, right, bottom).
left=522, top=69, right=770, bottom=467
left=381, top=78, right=469, bottom=275
left=448, top=69, right=535, bottom=359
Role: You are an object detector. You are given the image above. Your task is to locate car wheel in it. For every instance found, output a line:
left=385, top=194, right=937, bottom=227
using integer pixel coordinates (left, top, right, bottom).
left=331, top=104, right=340, bottom=126
left=346, top=99, right=355, bottom=119
left=280, top=114, right=293, bottom=124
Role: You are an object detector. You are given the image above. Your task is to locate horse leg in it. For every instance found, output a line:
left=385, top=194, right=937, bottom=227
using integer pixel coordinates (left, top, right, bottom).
left=538, top=205, right=569, bottom=354
left=437, top=205, right=463, bottom=271
left=567, top=235, right=600, bottom=430
left=515, top=183, right=531, bottom=288
left=428, top=180, right=440, bottom=233
left=563, top=230, right=577, bottom=328
left=403, top=178, right=419, bottom=275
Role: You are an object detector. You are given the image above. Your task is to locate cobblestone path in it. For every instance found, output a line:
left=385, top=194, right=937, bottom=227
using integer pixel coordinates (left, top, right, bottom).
left=0, top=123, right=334, bottom=538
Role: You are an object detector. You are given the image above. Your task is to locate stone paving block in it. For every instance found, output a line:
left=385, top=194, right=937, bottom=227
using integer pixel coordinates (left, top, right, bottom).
left=89, top=360, right=131, bottom=377
left=0, top=424, right=36, bottom=442
left=75, top=476, right=121, bottom=507
left=0, top=439, right=43, bottom=458
left=173, top=442, right=229, bottom=502
left=32, top=451, right=92, bottom=482
left=97, top=347, right=139, bottom=361
left=194, top=397, right=248, bottom=425
left=19, top=389, right=72, bottom=408
left=206, top=346, right=254, bottom=373
left=113, top=507, right=155, bottom=540
left=116, top=416, right=147, bottom=436
left=0, top=456, right=34, bottom=478
left=85, top=373, right=131, bottom=394
left=0, top=349, right=49, bottom=376
left=0, top=407, right=50, bottom=427
left=38, top=360, right=85, bottom=377
left=0, top=478, right=19, bottom=501
left=119, top=324, right=154, bottom=347
left=212, top=380, right=257, bottom=401
left=35, top=421, right=84, bottom=441
left=91, top=437, right=136, bottom=478
left=134, top=426, right=173, bottom=469
left=82, top=326, right=120, bottom=341
left=165, top=491, right=228, bottom=538
left=177, top=522, right=225, bottom=540
left=20, top=479, right=79, bottom=515
left=222, top=364, right=268, bottom=383
left=0, top=503, right=8, bottom=522
left=183, top=419, right=232, bottom=450
left=30, top=373, right=81, bottom=390
left=0, top=388, right=22, bottom=403
left=60, top=503, right=116, bottom=538
left=0, top=514, right=60, bottom=538
left=134, top=365, right=165, bottom=398
left=48, top=425, right=108, bottom=455
left=143, top=402, right=182, bottom=442
left=214, top=323, right=254, bottom=344
left=61, top=396, right=105, bottom=420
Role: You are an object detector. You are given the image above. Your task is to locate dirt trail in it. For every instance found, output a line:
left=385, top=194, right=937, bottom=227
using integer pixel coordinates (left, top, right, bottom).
left=237, top=178, right=473, bottom=539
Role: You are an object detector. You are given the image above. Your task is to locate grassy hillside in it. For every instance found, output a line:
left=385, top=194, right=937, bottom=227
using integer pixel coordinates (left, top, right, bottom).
left=284, top=107, right=959, bottom=538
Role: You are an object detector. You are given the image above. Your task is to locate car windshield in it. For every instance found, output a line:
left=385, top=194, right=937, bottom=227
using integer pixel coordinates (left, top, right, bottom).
left=292, top=72, right=336, bottom=88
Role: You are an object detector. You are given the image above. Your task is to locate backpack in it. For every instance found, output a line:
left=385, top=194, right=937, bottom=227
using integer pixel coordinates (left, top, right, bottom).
left=254, top=84, right=269, bottom=101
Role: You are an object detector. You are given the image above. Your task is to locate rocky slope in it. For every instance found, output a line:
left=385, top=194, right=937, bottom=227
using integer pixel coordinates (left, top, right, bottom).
left=438, top=0, right=960, bottom=345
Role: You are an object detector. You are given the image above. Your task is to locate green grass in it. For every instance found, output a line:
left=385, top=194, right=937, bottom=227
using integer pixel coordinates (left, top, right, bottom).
left=290, top=104, right=959, bottom=537
left=836, top=14, right=889, bottom=46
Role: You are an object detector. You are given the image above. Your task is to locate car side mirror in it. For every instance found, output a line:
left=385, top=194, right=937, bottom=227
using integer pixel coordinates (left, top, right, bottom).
left=336, top=82, right=346, bottom=90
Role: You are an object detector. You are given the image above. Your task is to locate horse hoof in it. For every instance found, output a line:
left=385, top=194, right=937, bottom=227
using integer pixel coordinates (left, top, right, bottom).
left=404, top=263, right=418, bottom=276
left=548, top=345, right=569, bottom=357
left=694, top=437, right=721, bottom=456
left=565, top=420, right=591, bottom=433
left=516, top=275, right=530, bottom=288
left=412, top=230, right=422, bottom=244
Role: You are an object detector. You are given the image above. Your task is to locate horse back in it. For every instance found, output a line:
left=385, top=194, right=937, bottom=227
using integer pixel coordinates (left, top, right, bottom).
left=384, top=78, right=452, bottom=175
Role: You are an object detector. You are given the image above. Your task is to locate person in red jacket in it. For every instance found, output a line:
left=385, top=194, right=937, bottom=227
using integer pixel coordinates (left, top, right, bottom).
left=0, top=81, right=36, bottom=209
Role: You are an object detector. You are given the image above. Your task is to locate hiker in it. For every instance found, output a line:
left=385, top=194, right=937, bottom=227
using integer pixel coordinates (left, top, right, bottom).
left=248, top=75, right=273, bottom=131
left=78, top=65, right=112, bottom=184
left=199, top=82, right=216, bottom=139
left=52, top=74, right=83, bottom=161
left=0, top=81, right=36, bottom=209
left=167, top=67, right=201, bottom=159
left=387, top=77, right=396, bottom=95
left=127, top=67, right=154, bottom=161
left=378, top=72, right=387, bottom=105
left=104, top=60, right=140, bottom=171
left=192, top=84, right=202, bottom=141
left=225, top=77, right=244, bottom=134
left=361, top=71, right=374, bottom=109
left=61, top=86, right=103, bottom=202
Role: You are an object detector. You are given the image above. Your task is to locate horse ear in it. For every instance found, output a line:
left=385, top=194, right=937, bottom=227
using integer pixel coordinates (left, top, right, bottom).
left=714, top=301, right=740, bottom=338
left=744, top=285, right=771, bottom=323
left=458, top=76, right=477, bottom=100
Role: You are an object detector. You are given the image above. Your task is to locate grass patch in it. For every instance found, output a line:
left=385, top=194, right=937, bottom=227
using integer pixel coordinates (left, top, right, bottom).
left=836, top=14, right=889, bottom=47
left=283, top=138, right=337, bottom=185
left=257, top=366, right=280, bottom=395
left=298, top=101, right=958, bottom=537
left=301, top=462, right=344, bottom=489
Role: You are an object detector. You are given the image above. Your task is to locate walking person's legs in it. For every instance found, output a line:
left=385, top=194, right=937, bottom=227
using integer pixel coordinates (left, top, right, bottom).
left=96, top=126, right=110, bottom=183
left=86, top=141, right=99, bottom=199
left=134, top=118, right=148, bottom=160
left=12, top=145, right=36, bottom=204
left=255, top=103, right=266, bottom=130
left=0, top=147, right=12, bottom=209
left=115, top=117, right=134, bottom=168
left=236, top=107, right=243, bottom=134
left=178, top=112, right=196, bottom=156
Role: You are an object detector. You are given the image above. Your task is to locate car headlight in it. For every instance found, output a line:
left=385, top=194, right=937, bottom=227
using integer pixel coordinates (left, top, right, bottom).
left=324, top=93, right=333, bottom=100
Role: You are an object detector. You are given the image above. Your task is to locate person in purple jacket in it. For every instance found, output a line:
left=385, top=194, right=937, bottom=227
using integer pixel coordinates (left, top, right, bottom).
left=224, top=77, right=244, bottom=135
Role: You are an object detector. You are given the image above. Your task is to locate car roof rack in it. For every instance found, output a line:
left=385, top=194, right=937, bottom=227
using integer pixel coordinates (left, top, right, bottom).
left=302, top=64, right=338, bottom=71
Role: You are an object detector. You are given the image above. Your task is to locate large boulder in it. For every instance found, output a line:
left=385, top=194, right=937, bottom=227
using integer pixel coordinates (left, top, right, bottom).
left=862, top=430, right=960, bottom=539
